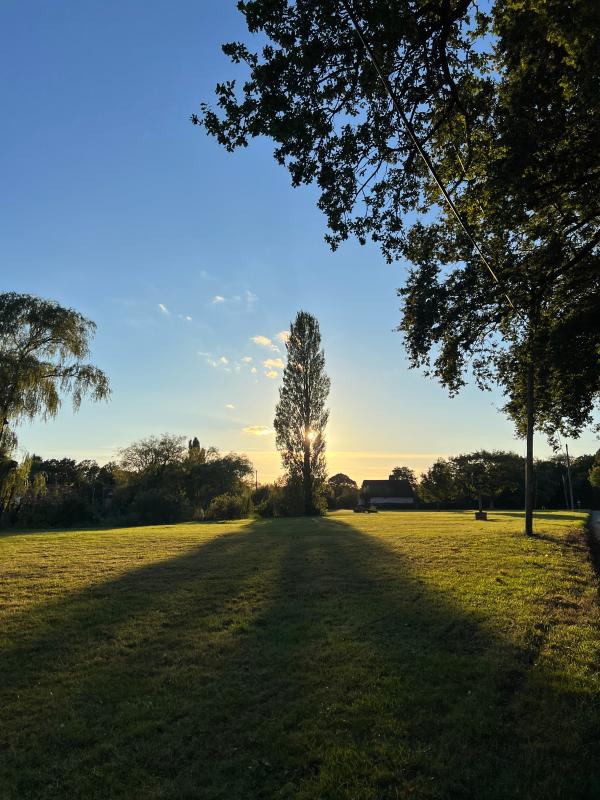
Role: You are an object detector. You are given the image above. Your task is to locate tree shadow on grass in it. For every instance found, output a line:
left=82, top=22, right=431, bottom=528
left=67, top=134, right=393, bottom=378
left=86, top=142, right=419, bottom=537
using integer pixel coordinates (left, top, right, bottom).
left=1, top=517, right=599, bottom=800
left=495, top=511, right=586, bottom=523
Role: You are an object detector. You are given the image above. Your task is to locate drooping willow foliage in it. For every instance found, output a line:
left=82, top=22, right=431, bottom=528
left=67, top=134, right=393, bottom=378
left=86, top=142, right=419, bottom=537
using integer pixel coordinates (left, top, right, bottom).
left=0, top=293, right=110, bottom=448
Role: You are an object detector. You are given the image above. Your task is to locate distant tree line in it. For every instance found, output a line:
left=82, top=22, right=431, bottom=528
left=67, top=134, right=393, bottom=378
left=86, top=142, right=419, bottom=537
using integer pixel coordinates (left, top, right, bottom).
left=322, top=451, right=600, bottom=512
left=2, top=443, right=598, bottom=528
left=419, top=451, right=600, bottom=511
left=0, top=434, right=254, bottom=528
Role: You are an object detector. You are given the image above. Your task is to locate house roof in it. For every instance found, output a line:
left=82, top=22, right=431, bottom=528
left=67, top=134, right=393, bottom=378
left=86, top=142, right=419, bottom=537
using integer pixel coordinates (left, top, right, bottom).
left=361, top=479, right=415, bottom=498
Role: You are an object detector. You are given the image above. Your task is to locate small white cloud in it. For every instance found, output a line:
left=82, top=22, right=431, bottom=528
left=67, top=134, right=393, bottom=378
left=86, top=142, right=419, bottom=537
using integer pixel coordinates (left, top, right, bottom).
left=246, top=290, right=258, bottom=308
left=184, top=315, right=192, bottom=321
left=264, top=369, right=279, bottom=379
left=242, top=425, right=274, bottom=436
left=275, top=330, right=290, bottom=344
left=212, top=295, right=225, bottom=304
left=251, top=335, right=279, bottom=351
left=198, top=351, right=212, bottom=357
left=219, top=356, right=229, bottom=365
left=158, top=303, right=169, bottom=315
left=263, top=358, right=284, bottom=369
left=225, top=404, right=235, bottom=410
left=241, top=356, right=253, bottom=363
left=250, top=367, right=258, bottom=374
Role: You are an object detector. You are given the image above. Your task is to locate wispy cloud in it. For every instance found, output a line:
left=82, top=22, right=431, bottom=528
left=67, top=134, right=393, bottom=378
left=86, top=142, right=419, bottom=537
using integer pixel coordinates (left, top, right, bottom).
left=158, top=303, right=169, bottom=315
left=245, top=290, right=258, bottom=309
left=242, top=425, right=274, bottom=436
left=212, top=295, right=225, bottom=304
left=263, top=358, right=284, bottom=370
left=225, top=403, right=235, bottom=410
left=264, top=369, right=279, bottom=379
left=241, top=356, right=253, bottom=363
left=251, top=335, right=279, bottom=352
left=184, top=315, right=192, bottom=321
left=199, top=350, right=230, bottom=370
left=275, top=330, right=290, bottom=344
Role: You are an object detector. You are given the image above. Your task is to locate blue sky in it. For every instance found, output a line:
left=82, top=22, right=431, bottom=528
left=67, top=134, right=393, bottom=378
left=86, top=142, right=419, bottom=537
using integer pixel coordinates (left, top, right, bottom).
left=1, top=1, right=597, bottom=481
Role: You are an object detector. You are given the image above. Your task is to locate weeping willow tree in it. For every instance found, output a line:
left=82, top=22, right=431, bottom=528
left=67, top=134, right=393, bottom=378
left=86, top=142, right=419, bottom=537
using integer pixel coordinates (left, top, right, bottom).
left=0, top=453, right=47, bottom=516
left=0, top=293, right=110, bottom=449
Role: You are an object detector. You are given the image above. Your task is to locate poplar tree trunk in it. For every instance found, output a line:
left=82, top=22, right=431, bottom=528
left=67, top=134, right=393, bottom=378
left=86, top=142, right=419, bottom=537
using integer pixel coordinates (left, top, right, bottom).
left=303, top=442, right=312, bottom=515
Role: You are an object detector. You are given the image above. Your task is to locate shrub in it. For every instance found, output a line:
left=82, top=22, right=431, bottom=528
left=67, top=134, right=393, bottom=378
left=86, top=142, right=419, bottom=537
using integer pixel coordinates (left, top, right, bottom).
left=252, top=484, right=276, bottom=517
left=130, top=489, right=190, bottom=525
left=16, top=491, right=96, bottom=528
left=205, top=492, right=250, bottom=521
left=253, top=480, right=330, bottom=517
left=336, top=487, right=359, bottom=509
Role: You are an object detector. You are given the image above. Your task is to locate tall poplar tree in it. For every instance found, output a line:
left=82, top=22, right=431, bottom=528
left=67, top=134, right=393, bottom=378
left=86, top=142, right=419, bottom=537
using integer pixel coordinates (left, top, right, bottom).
left=274, top=311, right=330, bottom=515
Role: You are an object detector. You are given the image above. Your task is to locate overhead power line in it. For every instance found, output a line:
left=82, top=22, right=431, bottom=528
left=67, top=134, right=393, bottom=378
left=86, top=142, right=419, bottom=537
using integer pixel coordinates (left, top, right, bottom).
left=339, top=0, right=518, bottom=315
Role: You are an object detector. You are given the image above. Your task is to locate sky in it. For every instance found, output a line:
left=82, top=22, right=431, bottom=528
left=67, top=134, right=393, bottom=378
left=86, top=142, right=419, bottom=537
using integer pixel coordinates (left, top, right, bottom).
left=1, top=1, right=598, bottom=483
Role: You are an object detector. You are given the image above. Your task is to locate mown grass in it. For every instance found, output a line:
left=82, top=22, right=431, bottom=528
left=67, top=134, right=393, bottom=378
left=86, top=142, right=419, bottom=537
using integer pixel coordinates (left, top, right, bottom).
left=1, top=510, right=599, bottom=799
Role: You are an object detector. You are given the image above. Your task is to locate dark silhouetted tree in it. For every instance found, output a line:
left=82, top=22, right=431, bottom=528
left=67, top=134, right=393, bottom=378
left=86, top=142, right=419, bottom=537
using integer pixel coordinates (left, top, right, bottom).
left=390, top=466, right=417, bottom=489
left=274, top=311, right=330, bottom=515
left=418, top=459, right=458, bottom=508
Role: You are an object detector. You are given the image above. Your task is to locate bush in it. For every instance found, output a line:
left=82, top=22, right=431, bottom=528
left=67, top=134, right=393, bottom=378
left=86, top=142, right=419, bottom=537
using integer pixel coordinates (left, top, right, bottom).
left=16, top=491, right=96, bottom=528
left=253, top=479, right=327, bottom=517
left=334, top=487, right=359, bottom=510
left=205, top=492, right=250, bottom=521
left=130, top=489, right=190, bottom=525
left=252, top=484, right=275, bottom=517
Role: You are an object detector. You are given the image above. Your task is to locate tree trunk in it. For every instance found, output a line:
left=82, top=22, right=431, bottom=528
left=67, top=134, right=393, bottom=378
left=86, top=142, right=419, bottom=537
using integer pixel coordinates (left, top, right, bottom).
left=565, top=443, right=574, bottom=510
left=524, top=358, right=535, bottom=536
left=0, top=413, right=8, bottom=449
left=303, top=442, right=312, bottom=515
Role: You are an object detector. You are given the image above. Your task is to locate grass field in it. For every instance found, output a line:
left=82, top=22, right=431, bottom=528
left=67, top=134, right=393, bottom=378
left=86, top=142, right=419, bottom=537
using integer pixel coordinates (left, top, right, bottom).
left=1, top=510, right=599, bottom=799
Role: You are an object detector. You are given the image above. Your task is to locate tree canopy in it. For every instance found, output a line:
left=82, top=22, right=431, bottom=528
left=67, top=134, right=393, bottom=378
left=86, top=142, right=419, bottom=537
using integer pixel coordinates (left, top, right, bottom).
left=390, top=466, right=417, bottom=487
left=0, top=293, right=110, bottom=448
left=119, top=433, right=187, bottom=475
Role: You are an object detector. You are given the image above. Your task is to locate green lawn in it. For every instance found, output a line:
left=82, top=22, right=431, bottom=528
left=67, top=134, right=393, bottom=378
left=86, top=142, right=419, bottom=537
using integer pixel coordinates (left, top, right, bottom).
left=1, top=511, right=599, bottom=799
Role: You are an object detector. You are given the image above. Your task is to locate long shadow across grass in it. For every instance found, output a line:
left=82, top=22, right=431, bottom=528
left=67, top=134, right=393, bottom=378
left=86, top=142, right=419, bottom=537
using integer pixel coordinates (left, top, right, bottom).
left=1, top=516, right=599, bottom=800
left=495, top=511, right=586, bottom=523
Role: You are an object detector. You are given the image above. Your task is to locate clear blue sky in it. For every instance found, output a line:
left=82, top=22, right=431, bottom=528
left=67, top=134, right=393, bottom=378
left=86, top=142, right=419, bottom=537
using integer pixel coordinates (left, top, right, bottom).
left=1, top=1, right=597, bottom=481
